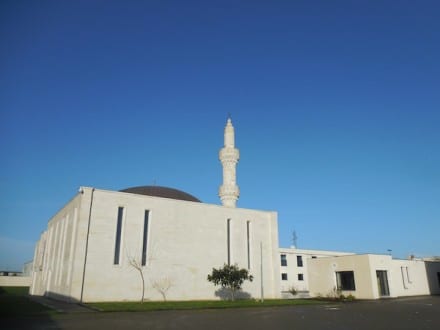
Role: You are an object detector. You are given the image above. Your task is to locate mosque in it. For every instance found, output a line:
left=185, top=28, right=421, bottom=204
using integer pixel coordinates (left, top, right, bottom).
left=29, top=119, right=440, bottom=302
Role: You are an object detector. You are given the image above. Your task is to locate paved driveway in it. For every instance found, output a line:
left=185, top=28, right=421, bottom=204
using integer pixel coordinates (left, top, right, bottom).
left=6, top=296, right=440, bottom=330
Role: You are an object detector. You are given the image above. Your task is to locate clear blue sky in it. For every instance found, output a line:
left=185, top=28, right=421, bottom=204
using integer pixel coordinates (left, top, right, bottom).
left=1, top=0, right=439, bottom=270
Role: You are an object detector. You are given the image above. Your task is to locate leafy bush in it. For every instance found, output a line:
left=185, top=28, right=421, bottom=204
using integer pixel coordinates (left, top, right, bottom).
left=207, top=264, right=253, bottom=301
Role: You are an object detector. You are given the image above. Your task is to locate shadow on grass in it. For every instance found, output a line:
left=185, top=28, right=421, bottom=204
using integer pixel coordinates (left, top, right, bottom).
left=0, top=286, right=58, bottom=329
left=214, top=287, right=252, bottom=301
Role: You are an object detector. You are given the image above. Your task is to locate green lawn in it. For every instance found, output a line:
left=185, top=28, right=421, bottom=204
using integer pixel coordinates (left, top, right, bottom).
left=0, top=286, right=53, bottom=317
left=0, top=286, right=330, bottom=315
left=89, top=298, right=328, bottom=312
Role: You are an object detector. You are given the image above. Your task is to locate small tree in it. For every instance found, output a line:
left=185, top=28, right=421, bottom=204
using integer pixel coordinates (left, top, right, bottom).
left=152, top=277, right=173, bottom=301
left=207, top=264, right=253, bottom=301
left=127, top=243, right=157, bottom=303
left=128, top=256, right=146, bottom=303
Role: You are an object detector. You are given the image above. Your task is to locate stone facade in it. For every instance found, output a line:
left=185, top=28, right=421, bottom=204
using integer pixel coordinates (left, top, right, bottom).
left=30, top=187, right=280, bottom=302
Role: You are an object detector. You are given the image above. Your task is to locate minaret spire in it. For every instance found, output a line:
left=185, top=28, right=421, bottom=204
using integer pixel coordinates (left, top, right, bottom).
left=219, top=117, right=240, bottom=207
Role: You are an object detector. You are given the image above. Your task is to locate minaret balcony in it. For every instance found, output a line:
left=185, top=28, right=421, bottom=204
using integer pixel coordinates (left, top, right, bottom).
left=219, top=184, right=240, bottom=196
left=219, top=148, right=240, bottom=161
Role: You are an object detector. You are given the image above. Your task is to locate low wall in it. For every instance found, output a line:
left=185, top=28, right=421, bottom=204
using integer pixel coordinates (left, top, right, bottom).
left=0, top=276, right=31, bottom=287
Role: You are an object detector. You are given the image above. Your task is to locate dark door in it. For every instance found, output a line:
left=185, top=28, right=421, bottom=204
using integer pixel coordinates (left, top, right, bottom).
left=376, top=270, right=390, bottom=297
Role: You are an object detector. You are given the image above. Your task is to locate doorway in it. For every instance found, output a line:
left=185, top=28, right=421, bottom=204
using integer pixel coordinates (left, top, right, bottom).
left=376, top=270, right=390, bottom=297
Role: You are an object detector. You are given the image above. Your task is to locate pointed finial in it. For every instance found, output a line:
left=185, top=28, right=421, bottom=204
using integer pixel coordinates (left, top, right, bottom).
left=226, top=113, right=233, bottom=126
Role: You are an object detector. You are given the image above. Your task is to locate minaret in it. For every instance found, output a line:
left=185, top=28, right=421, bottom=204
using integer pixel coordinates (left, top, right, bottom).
left=219, top=117, right=240, bottom=207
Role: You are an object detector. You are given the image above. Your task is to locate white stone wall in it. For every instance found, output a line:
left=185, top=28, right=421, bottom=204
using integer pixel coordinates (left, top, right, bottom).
left=308, top=254, right=379, bottom=299
left=0, top=276, right=31, bottom=287
left=31, top=187, right=281, bottom=302
left=389, top=259, right=430, bottom=297
left=30, top=192, right=87, bottom=301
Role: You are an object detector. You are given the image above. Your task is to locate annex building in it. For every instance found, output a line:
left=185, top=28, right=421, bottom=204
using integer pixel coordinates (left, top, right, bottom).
left=30, top=118, right=440, bottom=302
left=279, top=248, right=440, bottom=299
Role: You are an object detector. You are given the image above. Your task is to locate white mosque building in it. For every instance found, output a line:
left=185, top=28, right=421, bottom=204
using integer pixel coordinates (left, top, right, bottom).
left=30, top=118, right=281, bottom=302
left=30, top=119, right=440, bottom=302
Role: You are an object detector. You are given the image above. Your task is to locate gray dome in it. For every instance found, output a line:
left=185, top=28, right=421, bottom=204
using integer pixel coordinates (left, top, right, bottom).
left=120, top=186, right=201, bottom=203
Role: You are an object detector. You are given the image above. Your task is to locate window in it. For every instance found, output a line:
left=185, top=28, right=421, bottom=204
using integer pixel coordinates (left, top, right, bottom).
left=336, top=271, right=356, bottom=291
left=281, top=273, right=288, bottom=281
left=227, top=219, right=231, bottom=265
left=114, top=207, right=124, bottom=265
left=297, top=255, right=303, bottom=267
left=312, top=256, right=317, bottom=259
left=281, top=254, right=287, bottom=266
left=141, top=210, right=150, bottom=266
left=298, top=273, right=304, bottom=281
left=246, top=221, right=251, bottom=269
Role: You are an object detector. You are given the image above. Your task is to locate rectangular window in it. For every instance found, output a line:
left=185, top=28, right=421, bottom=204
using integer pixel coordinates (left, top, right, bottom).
left=246, top=221, right=251, bottom=269
left=114, top=207, right=124, bottom=265
left=297, top=255, right=303, bottom=267
left=312, top=256, right=317, bottom=259
left=227, top=219, right=231, bottom=265
left=298, top=273, right=304, bottom=281
left=281, top=254, right=287, bottom=266
left=336, top=271, right=356, bottom=291
left=141, top=210, right=149, bottom=266
left=281, top=273, right=288, bottom=281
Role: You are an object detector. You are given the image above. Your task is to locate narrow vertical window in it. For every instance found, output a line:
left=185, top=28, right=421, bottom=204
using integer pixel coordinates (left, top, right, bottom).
left=246, top=221, right=251, bottom=269
left=297, top=255, right=303, bottom=267
left=227, top=219, right=231, bottom=265
left=114, top=207, right=124, bottom=265
left=141, top=210, right=149, bottom=266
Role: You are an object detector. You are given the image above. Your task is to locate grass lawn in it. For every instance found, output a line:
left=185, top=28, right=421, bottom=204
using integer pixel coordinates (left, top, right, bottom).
left=88, top=298, right=329, bottom=312
left=0, top=286, right=53, bottom=317
left=0, top=286, right=332, bottom=315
